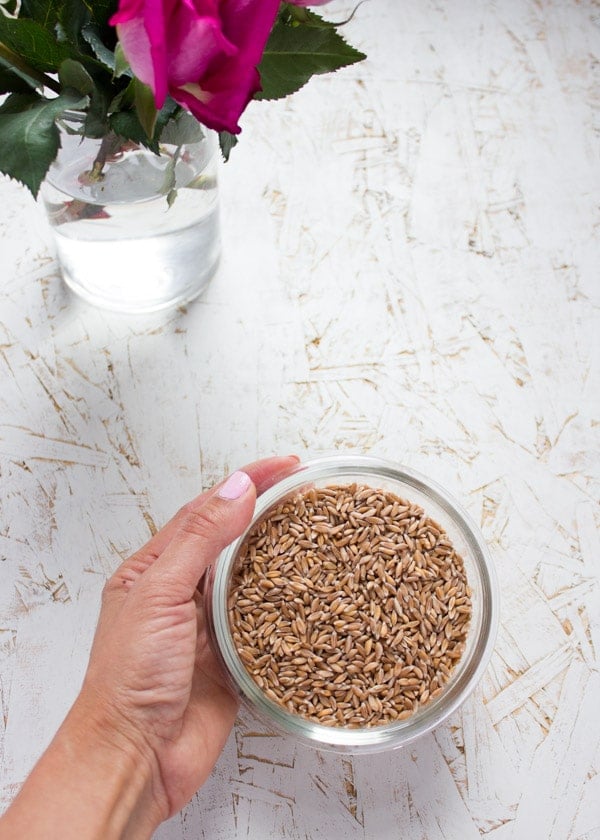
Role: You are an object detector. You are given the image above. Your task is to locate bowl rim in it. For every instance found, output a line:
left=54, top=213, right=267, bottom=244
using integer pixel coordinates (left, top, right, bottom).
left=210, top=454, right=499, bottom=751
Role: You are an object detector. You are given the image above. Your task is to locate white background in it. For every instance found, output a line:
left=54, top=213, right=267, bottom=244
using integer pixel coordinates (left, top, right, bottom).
left=1, top=1, right=599, bottom=837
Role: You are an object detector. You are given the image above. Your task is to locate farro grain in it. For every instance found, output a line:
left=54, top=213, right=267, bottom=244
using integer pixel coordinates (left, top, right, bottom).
left=228, top=484, right=471, bottom=728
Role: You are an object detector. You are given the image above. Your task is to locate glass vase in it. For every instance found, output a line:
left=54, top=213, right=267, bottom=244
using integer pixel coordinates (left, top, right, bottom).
left=40, top=112, right=220, bottom=314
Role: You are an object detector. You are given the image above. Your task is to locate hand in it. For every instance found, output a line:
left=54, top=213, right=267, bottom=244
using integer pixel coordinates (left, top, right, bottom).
left=82, top=455, right=300, bottom=817
left=0, top=455, right=299, bottom=840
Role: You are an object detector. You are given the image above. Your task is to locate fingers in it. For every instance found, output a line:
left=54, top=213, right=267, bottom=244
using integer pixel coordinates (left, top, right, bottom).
left=104, top=456, right=300, bottom=600
left=133, top=455, right=299, bottom=564
left=239, top=455, right=300, bottom=495
left=140, top=471, right=257, bottom=603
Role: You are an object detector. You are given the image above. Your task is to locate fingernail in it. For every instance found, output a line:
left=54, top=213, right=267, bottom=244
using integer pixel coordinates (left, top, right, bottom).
left=218, top=471, right=252, bottom=500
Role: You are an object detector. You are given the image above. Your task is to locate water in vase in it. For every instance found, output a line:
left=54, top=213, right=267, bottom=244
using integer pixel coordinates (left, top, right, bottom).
left=41, top=136, right=220, bottom=313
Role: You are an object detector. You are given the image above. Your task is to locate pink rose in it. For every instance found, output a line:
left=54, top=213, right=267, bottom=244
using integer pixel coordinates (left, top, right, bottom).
left=110, top=0, right=281, bottom=134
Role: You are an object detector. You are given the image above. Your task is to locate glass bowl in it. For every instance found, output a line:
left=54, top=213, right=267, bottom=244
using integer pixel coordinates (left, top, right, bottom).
left=206, top=455, right=498, bottom=753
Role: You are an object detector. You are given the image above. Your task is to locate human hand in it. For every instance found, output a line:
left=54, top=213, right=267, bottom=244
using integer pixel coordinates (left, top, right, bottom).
left=0, top=455, right=299, bottom=840
left=79, top=455, right=300, bottom=823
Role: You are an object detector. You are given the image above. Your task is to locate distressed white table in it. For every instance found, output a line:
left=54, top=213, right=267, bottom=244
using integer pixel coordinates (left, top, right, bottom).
left=1, top=1, right=599, bottom=837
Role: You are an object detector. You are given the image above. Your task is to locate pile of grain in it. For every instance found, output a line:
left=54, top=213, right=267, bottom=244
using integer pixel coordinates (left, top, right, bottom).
left=228, top=484, right=471, bottom=728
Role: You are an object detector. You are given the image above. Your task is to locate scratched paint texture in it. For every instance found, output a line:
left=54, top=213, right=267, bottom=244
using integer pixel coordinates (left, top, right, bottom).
left=1, top=0, right=599, bottom=837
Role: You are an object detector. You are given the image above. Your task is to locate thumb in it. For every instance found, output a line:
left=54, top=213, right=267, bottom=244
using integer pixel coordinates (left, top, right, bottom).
left=142, top=471, right=256, bottom=602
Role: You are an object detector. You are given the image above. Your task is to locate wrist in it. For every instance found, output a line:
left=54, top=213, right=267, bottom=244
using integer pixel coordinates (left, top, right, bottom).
left=0, top=692, right=167, bottom=840
left=64, top=690, right=169, bottom=836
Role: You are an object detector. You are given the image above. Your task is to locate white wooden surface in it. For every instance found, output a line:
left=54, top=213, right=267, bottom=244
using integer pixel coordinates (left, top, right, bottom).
left=1, top=0, right=599, bottom=837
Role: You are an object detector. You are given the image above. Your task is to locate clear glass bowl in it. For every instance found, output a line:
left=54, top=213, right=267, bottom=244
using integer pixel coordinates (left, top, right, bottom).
left=206, top=455, right=498, bottom=753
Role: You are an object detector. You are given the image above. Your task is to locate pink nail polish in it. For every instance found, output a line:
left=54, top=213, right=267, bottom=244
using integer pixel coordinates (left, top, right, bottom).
left=218, top=470, right=252, bottom=500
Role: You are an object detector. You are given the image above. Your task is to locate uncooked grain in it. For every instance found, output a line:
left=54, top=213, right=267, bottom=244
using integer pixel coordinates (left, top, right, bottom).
left=228, top=484, right=472, bottom=728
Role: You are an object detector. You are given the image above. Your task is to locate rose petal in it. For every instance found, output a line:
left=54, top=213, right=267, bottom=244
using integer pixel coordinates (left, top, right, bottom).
left=111, top=0, right=281, bottom=129
left=167, top=12, right=237, bottom=87
left=173, top=60, right=261, bottom=133
left=112, top=0, right=168, bottom=106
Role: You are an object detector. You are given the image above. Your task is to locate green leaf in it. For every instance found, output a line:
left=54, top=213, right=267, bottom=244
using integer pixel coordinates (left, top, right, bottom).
left=0, top=91, right=40, bottom=114
left=133, top=77, right=157, bottom=138
left=0, top=16, right=72, bottom=73
left=108, top=77, right=135, bottom=112
left=154, top=95, right=179, bottom=138
left=113, top=42, right=131, bottom=79
left=0, top=67, right=36, bottom=94
left=81, top=24, right=116, bottom=72
left=109, top=95, right=177, bottom=150
left=0, top=50, right=45, bottom=91
left=57, top=59, right=110, bottom=137
left=85, top=0, right=115, bottom=30
left=219, top=130, right=238, bottom=162
left=57, top=0, right=91, bottom=47
left=279, top=3, right=363, bottom=28
left=58, top=58, right=94, bottom=94
left=160, top=153, right=177, bottom=197
left=256, top=13, right=366, bottom=101
left=159, top=109, right=204, bottom=146
left=109, top=109, right=151, bottom=147
left=109, top=109, right=158, bottom=151
left=0, top=91, right=87, bottom=196
left=186, top=173, right=217, bottom=190
left=84, top=83, right=110, bottom=138
left=19, top=0, right=61, bottom=30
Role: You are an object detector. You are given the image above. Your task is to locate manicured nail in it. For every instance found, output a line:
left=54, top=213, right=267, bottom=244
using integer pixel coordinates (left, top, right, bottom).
left=218, top=470, right=252, bottom=500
